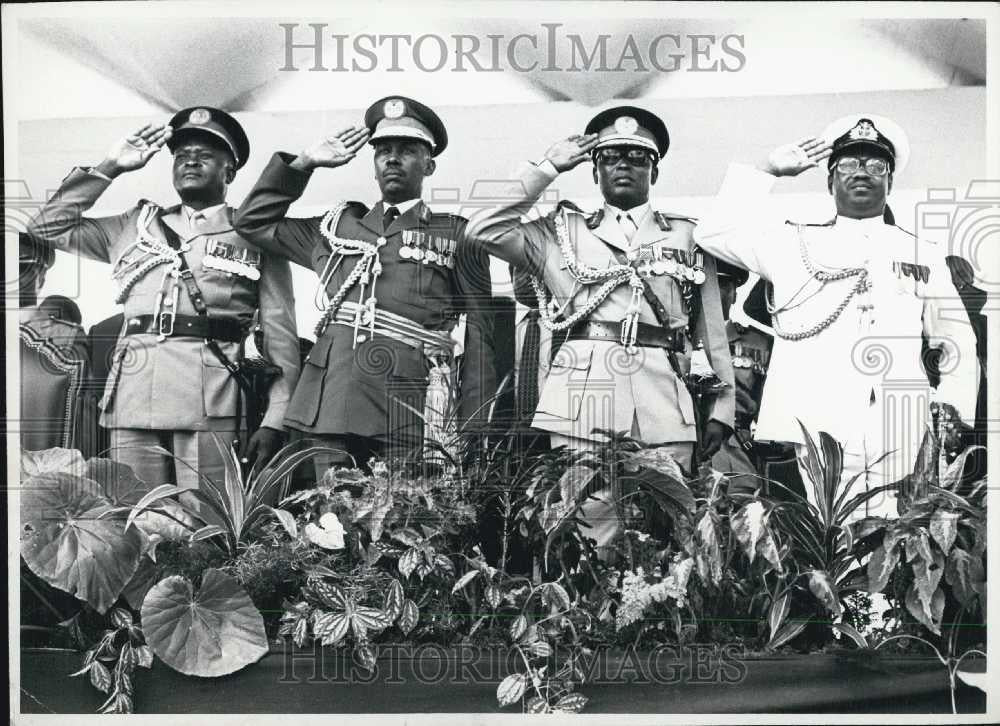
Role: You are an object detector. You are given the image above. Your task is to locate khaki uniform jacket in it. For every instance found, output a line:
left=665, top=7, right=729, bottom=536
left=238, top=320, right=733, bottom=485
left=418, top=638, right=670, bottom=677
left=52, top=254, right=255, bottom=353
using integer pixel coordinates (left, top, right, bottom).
left=27, top=168, right=300, bottom=431
left=465, top=162, right=735, bottom=444
left=232, top=153, right=496, bottom=439
left=694, top=163, right=978, bottom=454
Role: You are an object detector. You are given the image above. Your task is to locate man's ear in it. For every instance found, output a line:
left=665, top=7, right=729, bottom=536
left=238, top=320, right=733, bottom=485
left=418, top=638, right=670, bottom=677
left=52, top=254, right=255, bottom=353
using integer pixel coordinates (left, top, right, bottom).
left=650, top=165, right=659, bottom=186
left=591, top=165, right=598, bottom=185
left=887, top=171, right=893, bottom=195
left=827, top=172, right=833, bottom=195
left=424, top=157, right=436, bottom=177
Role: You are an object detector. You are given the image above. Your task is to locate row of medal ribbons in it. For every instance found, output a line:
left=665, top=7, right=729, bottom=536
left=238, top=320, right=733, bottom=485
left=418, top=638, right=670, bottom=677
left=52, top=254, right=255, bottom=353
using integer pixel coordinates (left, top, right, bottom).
left=628, top=243, right=706, bottom=284
left=203, top=240, right=262, bottom=280
left=399, top=230, right=457, bottom=269
left=731, top=341, right=767, bottom=371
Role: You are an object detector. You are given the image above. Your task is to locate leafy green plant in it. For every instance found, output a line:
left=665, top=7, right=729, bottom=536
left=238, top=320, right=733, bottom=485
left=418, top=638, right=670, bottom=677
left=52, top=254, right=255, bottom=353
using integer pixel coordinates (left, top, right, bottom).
left=69, top=606, right=152, bottom=714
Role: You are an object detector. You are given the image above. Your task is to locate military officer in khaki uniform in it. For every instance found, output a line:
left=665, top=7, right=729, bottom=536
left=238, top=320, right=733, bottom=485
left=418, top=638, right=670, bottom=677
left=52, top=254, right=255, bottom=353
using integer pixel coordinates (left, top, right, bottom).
left=233, top=96, right=495, bottom=474
left=710, top=260, right=772, bottom=494
left=466, top=107, right=734, bottom=553
left=694, top=114, right=978, bottom=518
left=27, top=108, right=301, bottom=490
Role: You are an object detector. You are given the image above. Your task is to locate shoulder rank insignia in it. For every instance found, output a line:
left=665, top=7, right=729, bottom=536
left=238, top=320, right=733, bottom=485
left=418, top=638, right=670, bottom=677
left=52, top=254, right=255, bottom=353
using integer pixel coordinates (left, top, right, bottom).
left=653, top=211, right=697, bottom=230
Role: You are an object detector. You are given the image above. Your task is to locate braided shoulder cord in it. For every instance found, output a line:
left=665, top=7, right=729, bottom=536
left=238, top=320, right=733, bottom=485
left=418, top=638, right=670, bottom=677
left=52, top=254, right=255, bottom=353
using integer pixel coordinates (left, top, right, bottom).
left=532, top=210, right=643, bottom=343
left=111, top=204, right=178, bottom=304
left=312, top=203, right=386, bottom=339
left=770, top=225, right=871, bottom=341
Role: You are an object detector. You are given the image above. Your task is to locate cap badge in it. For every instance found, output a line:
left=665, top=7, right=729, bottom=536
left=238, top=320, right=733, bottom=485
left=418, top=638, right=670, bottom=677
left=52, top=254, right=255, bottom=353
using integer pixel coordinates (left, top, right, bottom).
left=189, top=108, right=211, bottom=125
left=849, top=119, right=879, bottom=142
left=384, top=100, right=405, bottom=119
left=614, top=116, right=639, bottom=135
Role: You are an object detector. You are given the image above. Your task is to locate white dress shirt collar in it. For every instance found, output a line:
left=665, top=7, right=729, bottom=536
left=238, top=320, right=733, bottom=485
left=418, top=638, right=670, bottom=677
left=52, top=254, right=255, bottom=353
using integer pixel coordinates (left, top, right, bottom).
left=381, top=198, right=422, bottom=216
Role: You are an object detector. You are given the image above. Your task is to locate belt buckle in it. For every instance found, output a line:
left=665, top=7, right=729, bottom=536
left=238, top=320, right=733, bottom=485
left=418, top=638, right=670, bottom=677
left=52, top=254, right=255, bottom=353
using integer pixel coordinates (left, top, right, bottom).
left=157, top=310, right=176, bottom=340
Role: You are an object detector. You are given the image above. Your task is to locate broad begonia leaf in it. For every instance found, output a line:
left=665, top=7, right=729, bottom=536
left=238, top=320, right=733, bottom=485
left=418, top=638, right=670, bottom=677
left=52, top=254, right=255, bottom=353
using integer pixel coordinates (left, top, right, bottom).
left=21, top=472, right=143, bottom=613
left=83, top=458, right=151, bottom=506
left=21, top=448, right=86, bottom=481
left=141, top=569, right=268, bottom=677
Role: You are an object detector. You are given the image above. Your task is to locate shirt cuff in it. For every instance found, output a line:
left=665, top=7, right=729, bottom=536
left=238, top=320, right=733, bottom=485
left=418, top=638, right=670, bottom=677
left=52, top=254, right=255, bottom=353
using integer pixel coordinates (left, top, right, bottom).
left=533, top=158, right=560, bottom=179
left=87, top=167, right=114, bottom=182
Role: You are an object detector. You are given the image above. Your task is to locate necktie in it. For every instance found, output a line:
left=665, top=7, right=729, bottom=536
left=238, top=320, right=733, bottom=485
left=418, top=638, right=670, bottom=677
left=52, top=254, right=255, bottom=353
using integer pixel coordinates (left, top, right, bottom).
left=383, top=205, right=399, bottom=231
left=617, top=212, right=638, bottom=241
left=517, top=309, right=542, bottom=424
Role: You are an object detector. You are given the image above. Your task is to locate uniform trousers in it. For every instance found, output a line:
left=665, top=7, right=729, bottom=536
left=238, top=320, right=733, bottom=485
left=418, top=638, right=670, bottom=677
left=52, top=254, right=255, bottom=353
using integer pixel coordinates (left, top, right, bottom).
left=110, top=424, right=237, bottom=490
left=550, top=413, right=694, bottom=560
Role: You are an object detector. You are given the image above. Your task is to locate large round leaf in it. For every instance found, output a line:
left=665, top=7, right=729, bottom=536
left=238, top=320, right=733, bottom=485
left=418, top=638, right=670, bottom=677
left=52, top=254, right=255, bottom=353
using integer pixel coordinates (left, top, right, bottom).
left=141, top=569, right=268, bottom=677
left=21, top=448, right=86, bottom=481
left=21, top=472, right=143, bottom=613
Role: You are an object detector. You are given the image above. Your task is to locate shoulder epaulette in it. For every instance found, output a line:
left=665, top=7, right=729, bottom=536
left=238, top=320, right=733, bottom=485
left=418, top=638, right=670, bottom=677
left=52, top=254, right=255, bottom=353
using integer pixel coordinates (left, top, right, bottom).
left=555, top=199, right=585, bottom=214
left=653, top=211, right=697, bottom=230
left=339, top=201, right=370, bottom=219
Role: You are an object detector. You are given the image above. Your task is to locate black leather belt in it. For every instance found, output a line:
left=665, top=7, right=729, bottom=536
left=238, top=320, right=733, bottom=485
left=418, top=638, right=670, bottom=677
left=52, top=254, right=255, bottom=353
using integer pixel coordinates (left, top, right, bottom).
left=565, top=319, right=686, bottom=351
left=122, top=314, right=246, bottom=343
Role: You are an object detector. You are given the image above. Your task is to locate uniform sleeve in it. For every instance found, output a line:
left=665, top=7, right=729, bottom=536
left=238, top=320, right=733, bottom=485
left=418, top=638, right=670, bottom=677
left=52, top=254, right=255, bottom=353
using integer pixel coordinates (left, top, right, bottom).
left=26, top=168, right=132, bottom=263
left=463, top=162, right=560, bottom=276
left=233, top=152, right=323, bottom=269
left=452, top=220, right=497, bottom=434
left=255, top=251, right=301, bottom=430
left=691, top=248, right=736, bottom=429
left=921, top=258, right=979, bottom=426
left=692, top=163, right=792, bottom=282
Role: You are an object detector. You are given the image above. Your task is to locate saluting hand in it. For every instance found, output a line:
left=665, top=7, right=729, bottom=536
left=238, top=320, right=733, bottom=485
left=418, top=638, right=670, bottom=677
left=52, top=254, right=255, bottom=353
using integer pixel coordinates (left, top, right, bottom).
left=760, top=136, right=832, bottom=177
left=97, top=123, right=172, bottom=177
left=292, top=125, right=370, bottom=171
left=544, top=133, right=600, bottom=172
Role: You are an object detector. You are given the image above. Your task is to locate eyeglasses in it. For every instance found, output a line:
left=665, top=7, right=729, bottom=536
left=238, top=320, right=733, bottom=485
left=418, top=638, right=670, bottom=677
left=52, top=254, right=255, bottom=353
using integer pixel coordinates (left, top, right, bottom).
left=834, top=157, right=890, bottom=176
left=594, top=148, right=654, bottom=167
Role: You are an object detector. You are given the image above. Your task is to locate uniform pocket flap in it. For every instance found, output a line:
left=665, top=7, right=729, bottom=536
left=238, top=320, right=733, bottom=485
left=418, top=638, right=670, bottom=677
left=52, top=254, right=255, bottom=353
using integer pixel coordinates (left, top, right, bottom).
left=305, top=329, right=335, bottom=368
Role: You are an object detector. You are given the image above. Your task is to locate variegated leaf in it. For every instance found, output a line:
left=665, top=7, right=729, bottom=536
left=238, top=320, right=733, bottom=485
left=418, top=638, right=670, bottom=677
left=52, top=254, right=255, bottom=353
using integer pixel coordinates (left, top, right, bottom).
left=312, top=581, right=348, bottom=610
left=90, top=661, right=112, bottom=693
left=293, top=618, right=308, bottom=647
left=808, top=570, right=842, bottom=619
left=945, top=548, right=984, bottom=606
left=929, top=509, right=959, bottom=555
left=510, top=614, right=527, bottom=641
left=545, top=582, right=571, bottom=611
left=134, top=644, right=154, bottom=669
left=496, top=672, right=528, bottom=707
left=433, top=554, right=455, bottom=576
left=867, top=541, right=900, bottom=594
left=768, top=619, right=807, bottom=650
left=485, top=584, right=503, bottom=610
left=398, top=599, right=419, bottom=635
left=320, top=613, right=351, bottom=646
left=832, top=622, right=869, bottom=649
left=912, top=549, right=944, bottom=612
left=905, top=531, right=933, bottom=564
left=696, top=511, right=722, bottom=584
left=757, top=530, right=783, bottom=574
left=109, top=608, right=133, bottom=629
left=398, top=548, right=420, bottom=579
left=558, top=464, right=598, bottom=505
left=383, top=579, right=405, bottom=622
left=451, top=569, right=479, bottom=594
left=905, top=583, right=944, bottom=636
left=768, top=590, right=791, bottom=639
left=731, top=501, right=766, bottom=563
left=529, top=640, right=552, bottom=658
left=354, top=606, right=391, bottom=634
left=354, top=642, right=376, bottom=672
left=525, top=695, right=549, bottom=713
left=554, top=693, right=588, bottom=713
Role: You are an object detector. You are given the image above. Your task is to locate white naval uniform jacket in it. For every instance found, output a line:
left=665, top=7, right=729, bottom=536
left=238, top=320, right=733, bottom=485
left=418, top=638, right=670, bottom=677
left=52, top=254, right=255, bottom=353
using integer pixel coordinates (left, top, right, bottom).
left=26, top=168, right=301, bottom=432
left=694, top=164, right=978, bottom=473
left=466, top=161, right=735, bottom=444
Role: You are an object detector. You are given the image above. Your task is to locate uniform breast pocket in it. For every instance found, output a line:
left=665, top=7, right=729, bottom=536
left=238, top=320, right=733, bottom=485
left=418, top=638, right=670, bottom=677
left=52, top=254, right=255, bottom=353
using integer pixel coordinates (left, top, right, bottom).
left=410, top=261, right=451, bottom=303
left=536, top=343, right=595, bottom=421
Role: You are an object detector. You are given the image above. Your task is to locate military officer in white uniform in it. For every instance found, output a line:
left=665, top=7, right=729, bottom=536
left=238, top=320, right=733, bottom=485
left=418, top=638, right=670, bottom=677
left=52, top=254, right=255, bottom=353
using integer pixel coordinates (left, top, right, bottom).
left=27, top=108, right=301, bottom=492
left=466, top=107, right=735, bottom=554
left=694, top=115, right=978, bottom=518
